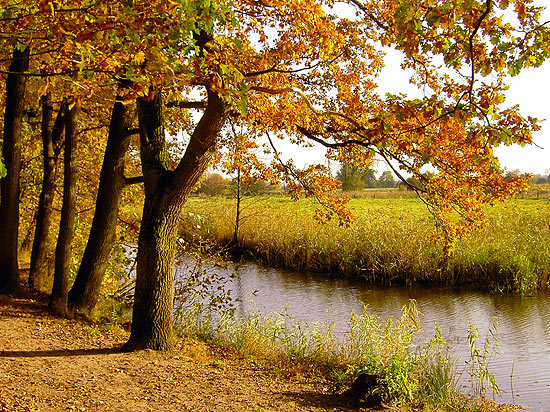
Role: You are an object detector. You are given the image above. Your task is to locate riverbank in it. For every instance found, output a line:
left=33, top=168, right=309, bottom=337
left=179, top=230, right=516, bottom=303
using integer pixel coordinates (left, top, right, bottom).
left=179, top=196, right=550, bottom=293
left=1, top=290, right=524, bottom=412
left=0, top=291, right=372, bottom=412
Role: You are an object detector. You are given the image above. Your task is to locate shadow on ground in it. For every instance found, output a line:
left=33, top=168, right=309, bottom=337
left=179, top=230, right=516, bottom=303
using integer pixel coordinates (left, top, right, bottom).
left=280, top=390, right=377, bottom=411
left=0, top=347, right=122, bottom=358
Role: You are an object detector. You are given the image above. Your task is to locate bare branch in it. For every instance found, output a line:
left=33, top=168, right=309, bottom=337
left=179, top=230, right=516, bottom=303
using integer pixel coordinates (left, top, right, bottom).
left=349, top=0, right=392, bottom=32
left=166, top=100, right=207, bottom=109
left=244, top=53, right=343, bottom=78
left=124, top=176, right=144, bottom=186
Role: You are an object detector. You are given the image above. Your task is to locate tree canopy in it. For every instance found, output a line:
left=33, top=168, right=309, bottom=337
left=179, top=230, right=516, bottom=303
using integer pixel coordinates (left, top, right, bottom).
left=2, top=0, right=548, bottom=227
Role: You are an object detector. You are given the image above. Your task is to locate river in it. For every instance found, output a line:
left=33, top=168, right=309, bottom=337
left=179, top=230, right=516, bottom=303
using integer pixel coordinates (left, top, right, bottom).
left=175, top=258, right=550, bottom=411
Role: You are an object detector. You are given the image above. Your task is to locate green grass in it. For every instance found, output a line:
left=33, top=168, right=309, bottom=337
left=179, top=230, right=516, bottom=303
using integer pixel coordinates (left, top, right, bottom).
left=174, top=297, right=518, bottom=412
left=180, top=195, right=550, bottom=292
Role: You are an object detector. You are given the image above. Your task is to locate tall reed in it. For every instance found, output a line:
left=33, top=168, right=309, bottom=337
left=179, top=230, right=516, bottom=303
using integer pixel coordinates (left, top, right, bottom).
left=174, top=297, right=516, bottom=411
left=180, top=196, right=550, bottom=292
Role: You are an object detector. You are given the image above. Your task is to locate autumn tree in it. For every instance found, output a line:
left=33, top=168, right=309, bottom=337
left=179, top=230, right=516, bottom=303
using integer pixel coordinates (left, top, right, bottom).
left=337, top=165, right=373, bottom=191
left=378, top=171, right=397, bottom=189
left=0, top=46, right=29, bottom=295
left=68, top=84, right=139, bottom=315
left=1, top=2, right=143, bottom=309
left=217, top=124, right=279, bottom=247
left=49, top=102, right=78, bottom=316
left=196, top=173, right=229, bottom=196
left=2, top=0, right=549, bottom=353
left=124, top=0, right=548, bottom=350
left=28, top=94, right=65, bottom=290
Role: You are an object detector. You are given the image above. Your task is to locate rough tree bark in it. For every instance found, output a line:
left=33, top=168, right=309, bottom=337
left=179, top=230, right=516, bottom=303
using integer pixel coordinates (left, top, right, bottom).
left=124, top=88, right=228, bottom=351
left=28, top=95, right=66, bottom=290
left=50, top=102, right=78, bottom=316
left=68, top=90, right=137, bottom=315
left=0, top=46, right=30, bottom=295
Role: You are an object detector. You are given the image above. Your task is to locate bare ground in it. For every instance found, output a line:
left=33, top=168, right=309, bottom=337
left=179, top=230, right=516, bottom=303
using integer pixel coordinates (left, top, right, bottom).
left=0, top=292, right=378, bottom=412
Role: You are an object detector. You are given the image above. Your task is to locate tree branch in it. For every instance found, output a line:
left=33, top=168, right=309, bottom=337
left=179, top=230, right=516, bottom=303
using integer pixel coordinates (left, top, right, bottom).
left=249, top=85, right=364, bottom=129
left=244, top=53, right=343, bottom=78
left=124, top=176, right=144, bottom=186
left=165, top=100, right=207, bottom=109
left=126, top=128, right=140, bottom=136
left=295, top=125, right=428, bottom=198
left=468, top=0, right=493, bottom=101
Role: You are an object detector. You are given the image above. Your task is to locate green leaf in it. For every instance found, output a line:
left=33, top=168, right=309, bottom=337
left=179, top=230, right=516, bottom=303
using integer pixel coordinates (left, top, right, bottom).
left=0, top=8, right=12, bottom=19
left=219, top=64, right=232, bottom=75
left=508, top=59, right=523, bottom=76
left=233, top=38, right=242, bottom=51
left=15, top=42, right=27, bottom=52
left=0, top=158, right=7, bottom=179
left=426, top=12, right=440, bottom=27
left=395, top=111, right=404, bottom=122
left=237, top=95, right=248, bottom=116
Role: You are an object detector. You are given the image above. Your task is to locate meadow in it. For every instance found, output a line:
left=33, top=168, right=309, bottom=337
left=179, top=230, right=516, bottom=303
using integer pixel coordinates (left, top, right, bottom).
left=179, top=193, right=550, bottom=293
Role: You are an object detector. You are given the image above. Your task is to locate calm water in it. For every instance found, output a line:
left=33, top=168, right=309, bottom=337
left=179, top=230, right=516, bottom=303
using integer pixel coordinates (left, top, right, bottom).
left=176, top=259, right=550, bottom=411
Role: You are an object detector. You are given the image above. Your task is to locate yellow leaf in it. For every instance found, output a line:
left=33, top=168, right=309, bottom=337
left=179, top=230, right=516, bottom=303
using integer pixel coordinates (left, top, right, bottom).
left=134, top=51, right=145, bottom=66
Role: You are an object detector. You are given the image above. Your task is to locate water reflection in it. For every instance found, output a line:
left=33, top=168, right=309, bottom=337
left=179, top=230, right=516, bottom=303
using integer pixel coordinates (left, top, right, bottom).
left=177, top=259, right=550, bottom=411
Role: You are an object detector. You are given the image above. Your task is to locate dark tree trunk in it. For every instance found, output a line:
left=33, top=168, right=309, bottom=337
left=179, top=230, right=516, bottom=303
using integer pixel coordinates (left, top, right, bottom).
left=0, top=46, right=30, bottom=295
left=125, top=88, right=228, bottom=351
left=29, top=95, right=65, bottom=290
left=68, top=92, right=136, bottom=315
left=126, top=182, right=181, bottom=352
left=50, top=102, right=78, bottom=316
left=233, top=167, right=242, bottom=245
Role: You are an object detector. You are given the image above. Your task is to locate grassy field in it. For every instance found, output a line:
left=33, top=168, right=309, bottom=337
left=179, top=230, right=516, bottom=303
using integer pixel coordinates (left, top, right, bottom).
left=180, top=194, right=550, bottom=293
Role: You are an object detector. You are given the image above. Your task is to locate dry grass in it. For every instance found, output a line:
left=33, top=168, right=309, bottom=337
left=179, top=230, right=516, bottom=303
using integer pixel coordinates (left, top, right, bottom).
left=180, top=196, right=550, bottom=292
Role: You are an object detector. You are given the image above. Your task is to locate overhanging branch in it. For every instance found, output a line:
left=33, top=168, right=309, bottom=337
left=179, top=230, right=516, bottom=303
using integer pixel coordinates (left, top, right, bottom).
left=124, top=175, right=144, bottom=186
left=296, top=125, right=428, bottom=198
left=244, top=53, right=344, bottom=78
left=166, top=100, right=207, bottom=109
left=250, top=85, right=364, bottom=129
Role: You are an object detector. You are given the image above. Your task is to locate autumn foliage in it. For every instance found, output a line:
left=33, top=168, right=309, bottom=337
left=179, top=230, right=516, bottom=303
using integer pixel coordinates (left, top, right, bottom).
left=1, top=0, right=548, bottom=231
left=1, top=0, right=549, bottom=348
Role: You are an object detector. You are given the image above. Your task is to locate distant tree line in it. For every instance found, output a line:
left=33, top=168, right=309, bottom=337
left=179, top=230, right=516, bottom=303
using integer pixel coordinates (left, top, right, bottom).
left=195, top=173, right=280, bottom=196
left=336, top=165, right=399, bottom=191
left=338, top=165, right=550, bottom=193
left=502, top=169, right=550, bottom=185
left=199, top=166, right=404, bottom=196
left=532, top=175, right=550, bottom=185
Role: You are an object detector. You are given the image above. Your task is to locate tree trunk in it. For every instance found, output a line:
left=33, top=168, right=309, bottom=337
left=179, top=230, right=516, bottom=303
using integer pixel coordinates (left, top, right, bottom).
left=0, top=46, right=30, bottom=295
left=29, top=94, right=65, bottom=290
left=125, top=88, right=228, bottom=351
left=68, top=92, right=136, bottom=315
left=126, top=184, right=181, bottom=351
left=233, top=167, right=242, bottom=245
left=50, top=102, right=78, bottom=316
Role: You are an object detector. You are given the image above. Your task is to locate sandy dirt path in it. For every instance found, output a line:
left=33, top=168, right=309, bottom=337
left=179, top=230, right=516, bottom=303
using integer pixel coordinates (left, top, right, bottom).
left=0, top=293, right=370, bottom=412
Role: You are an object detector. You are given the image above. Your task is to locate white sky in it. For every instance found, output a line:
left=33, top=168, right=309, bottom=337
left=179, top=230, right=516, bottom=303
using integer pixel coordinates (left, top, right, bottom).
left=495, top=61, right=550, bottom=176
